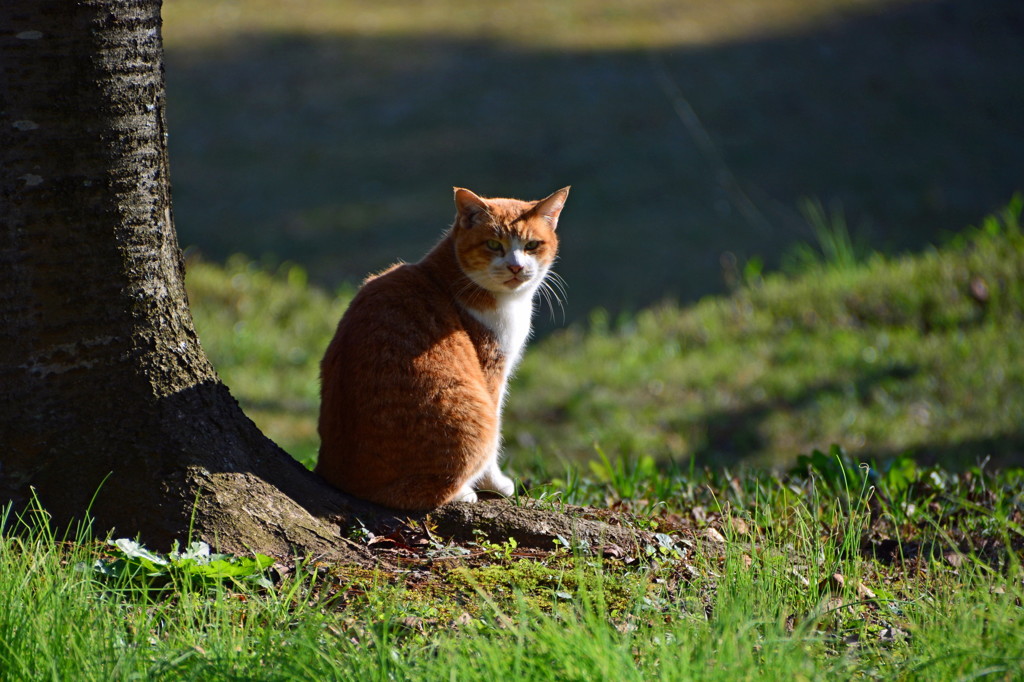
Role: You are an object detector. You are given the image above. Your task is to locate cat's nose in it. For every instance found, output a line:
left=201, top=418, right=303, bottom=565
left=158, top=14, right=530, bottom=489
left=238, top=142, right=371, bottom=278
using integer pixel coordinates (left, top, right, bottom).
left=507, top=264, right=524, bottom=274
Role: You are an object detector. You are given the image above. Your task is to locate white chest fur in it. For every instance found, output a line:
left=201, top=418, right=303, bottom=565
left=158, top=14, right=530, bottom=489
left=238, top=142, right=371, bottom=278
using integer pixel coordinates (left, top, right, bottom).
left=468, top=293, right=535, bottom=375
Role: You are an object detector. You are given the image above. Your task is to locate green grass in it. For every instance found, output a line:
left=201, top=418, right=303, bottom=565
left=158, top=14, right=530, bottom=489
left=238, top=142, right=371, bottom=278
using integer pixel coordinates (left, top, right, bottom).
left=8, top=3, right=1024, bottom=677
left=3, top=456, right=1022, bottom=680
left=511, top=197, right=1024, bottom=470
left=115, top=201, right=1022, bottom=680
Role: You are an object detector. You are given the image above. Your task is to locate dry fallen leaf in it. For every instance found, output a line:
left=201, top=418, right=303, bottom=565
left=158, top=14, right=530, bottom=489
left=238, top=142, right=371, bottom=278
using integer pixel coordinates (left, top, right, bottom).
left=728, top=516, right=749, bottom=535
left=451, top=612, right=474, bottom=628
left=704, top=527, right=726, bottom=544
left=856, top=581, right=877, bottom=600
left=601, top=544, right=624, bottom=559
left=818, top=572, right=845, bottom=594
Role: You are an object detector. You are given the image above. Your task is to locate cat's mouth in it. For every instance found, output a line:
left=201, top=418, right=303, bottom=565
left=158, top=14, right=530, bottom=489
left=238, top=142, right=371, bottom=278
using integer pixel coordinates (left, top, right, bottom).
left=502, top=275, right=528, bottom=289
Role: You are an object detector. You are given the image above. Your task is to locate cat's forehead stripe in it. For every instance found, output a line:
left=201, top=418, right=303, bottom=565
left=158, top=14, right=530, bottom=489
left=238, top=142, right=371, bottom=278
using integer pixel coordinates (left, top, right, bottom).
left=494, top=225, right=543, bottom=241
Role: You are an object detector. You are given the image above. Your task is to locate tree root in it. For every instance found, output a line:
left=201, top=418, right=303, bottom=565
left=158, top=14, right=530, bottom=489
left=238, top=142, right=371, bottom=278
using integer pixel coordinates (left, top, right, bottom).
left=186, top=462, right=652, bottom=565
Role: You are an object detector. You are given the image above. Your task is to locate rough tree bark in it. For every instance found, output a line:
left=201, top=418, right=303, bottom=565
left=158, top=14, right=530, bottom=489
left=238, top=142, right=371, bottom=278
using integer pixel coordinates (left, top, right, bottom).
left=0, top=0, right=644, bottom=562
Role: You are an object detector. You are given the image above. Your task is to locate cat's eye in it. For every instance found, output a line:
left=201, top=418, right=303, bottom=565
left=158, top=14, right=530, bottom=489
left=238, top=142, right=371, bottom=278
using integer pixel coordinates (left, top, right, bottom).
left=485, top=240, right=504, bottom=252
left=524, top=240, right=541, bottom=251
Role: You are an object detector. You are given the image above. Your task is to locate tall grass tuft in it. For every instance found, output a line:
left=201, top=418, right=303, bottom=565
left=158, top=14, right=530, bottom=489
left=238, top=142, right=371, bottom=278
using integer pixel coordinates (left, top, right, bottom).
left=784, top=197, right=870, bottom=274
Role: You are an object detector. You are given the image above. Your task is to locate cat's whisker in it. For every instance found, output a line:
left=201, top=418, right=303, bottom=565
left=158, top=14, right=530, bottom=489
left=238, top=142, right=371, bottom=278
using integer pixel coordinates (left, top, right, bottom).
left=545, top=271, right=569, bottom=303
left=545, top=271, right=568, bottom=299
left=541, top=288, right=562, bottom=323
left=537, top=284, right=553, bottom=322
left=544, top=280, right=569, bottom=309
left=538, top=273, right=566, bottom=323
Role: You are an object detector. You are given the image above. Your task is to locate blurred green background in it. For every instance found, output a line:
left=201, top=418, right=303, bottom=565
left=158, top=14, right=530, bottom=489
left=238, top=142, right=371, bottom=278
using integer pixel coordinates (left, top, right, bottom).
left=170, top=0, right=1024, bottom=473
left=164, top=0, right=1024, bottom=323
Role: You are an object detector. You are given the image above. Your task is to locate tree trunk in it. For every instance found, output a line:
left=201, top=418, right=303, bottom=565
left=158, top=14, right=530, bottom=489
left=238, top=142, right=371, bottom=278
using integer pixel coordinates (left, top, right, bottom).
left=0, top=0, right=375, bottom=561
left=0, top=0, right=646, bottom=562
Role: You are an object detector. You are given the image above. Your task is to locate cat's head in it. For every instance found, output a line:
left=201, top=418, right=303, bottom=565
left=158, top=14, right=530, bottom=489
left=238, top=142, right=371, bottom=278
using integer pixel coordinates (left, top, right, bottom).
left=451, top=187, right=568, bottom=297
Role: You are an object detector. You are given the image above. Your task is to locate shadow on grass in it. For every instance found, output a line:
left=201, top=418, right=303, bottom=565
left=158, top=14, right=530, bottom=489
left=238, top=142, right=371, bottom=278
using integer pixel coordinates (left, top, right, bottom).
left=690, top=364, right=920, bottom=468
left=687, top=357, right=1024, bottom=471
left=862, top=434, right=1024, bottom=471
left=166, top=0, right=1024, bottom=327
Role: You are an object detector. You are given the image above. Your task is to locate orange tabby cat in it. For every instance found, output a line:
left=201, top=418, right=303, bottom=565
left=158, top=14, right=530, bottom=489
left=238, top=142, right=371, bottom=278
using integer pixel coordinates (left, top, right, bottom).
left=316, top=186, right=570, bottom=510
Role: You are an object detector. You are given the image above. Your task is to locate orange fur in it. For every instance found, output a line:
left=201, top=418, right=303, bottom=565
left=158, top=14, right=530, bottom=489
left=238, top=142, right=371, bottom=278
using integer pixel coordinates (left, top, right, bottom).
left=316, top=187, right=569, bottom=510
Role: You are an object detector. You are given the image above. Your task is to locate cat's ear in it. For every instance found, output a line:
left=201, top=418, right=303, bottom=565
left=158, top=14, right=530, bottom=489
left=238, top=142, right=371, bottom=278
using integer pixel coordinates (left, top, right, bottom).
left=533, top=186, right=570, bottom=229
left=453, top=187, right=490, bottom=228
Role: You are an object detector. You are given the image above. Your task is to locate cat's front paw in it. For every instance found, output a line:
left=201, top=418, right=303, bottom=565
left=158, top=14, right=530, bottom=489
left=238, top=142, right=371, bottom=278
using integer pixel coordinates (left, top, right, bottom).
left=476, top=470, right=515, bottom=497
left=452, top=485, right=479, bottom=504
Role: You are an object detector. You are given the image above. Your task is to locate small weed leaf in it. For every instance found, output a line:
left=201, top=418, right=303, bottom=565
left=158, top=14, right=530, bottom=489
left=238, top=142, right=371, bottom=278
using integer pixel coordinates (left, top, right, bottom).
left=169, top=540, right=212, bottom=562
left=588, top=446, right=657, bottom=500
left=878, top=453, right=919, bottom=498
left=113, top=538, right=169, bottom=567
left=87, top=538, right=275, bottom=589
left=794, top=445, right=873, bottom=495
left=648, top=532, right=685, bottom=559
left=553, top=534, right=573, bottom=551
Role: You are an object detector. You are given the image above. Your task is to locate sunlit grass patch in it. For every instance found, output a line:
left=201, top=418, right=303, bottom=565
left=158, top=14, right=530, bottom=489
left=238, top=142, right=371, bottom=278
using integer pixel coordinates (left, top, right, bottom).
left=186, top=199, right=1024, bottom=473
left=4, top=456, right=1021, bottom=679
left=163, top=0, right=914, bottom=50
left=512, top=198, right=1024, bottom=469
